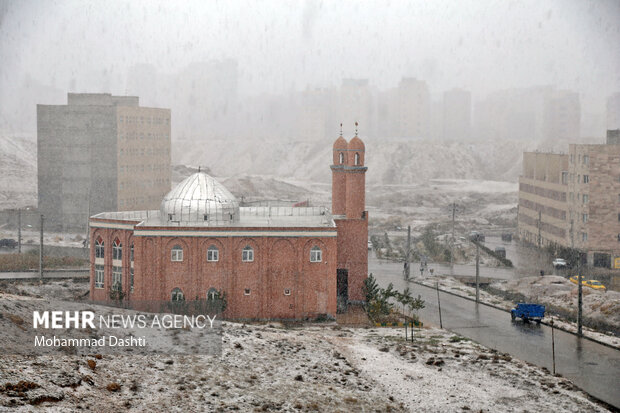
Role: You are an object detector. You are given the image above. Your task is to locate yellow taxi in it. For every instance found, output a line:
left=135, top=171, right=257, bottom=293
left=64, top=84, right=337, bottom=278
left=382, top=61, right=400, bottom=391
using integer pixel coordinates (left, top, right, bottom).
left=569, top=276, right=606, bottom=291
left=584, top=280, right=606, bottom=291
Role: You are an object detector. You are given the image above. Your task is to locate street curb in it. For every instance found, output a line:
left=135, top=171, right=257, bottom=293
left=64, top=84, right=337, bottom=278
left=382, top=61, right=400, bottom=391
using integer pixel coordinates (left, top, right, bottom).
left=408, top=279, right=620, bottom=352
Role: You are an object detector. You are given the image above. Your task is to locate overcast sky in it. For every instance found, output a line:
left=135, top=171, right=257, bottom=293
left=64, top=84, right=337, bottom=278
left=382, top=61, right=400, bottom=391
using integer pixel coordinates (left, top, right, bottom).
left=1, top=0, right=619, bottom=105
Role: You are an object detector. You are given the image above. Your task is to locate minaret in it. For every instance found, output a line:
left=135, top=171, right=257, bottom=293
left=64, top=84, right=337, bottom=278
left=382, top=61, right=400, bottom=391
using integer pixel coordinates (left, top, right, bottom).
left=331, top=125, right=348, bottom=216
left=345, top=134, right=366, bottom=219
left=331, top=123, right=368, bottom=306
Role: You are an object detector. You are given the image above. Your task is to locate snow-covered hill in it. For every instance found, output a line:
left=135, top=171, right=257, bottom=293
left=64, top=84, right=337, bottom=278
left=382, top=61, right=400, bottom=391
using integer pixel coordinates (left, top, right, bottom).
left=173, top=137, right=535, bottom=185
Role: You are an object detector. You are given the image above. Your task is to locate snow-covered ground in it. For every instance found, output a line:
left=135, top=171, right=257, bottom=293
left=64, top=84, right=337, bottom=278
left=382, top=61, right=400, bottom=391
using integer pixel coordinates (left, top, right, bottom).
left=0, top=229, right=86, bottom=248
left=0, top=282, right=610, bottom=412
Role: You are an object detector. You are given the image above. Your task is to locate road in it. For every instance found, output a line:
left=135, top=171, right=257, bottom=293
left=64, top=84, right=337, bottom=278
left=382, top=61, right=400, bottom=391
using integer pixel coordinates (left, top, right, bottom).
left=369, top=254, right=620, bottom=409
left=0, top=270, right=89, bottom=280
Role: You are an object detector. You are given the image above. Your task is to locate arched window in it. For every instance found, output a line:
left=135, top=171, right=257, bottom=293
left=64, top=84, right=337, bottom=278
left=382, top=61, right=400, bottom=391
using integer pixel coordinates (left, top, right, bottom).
left=171, top=287, right=184, bottom=301
left=310, top=246, right=322, bottom=262
left=207, top=245, right=219, bottom=262
left=130, top=243, right=134, bottom=262
left=207, top=287, right=218, bottom=301
left=95, top=237, right=104, bottom=259
left=171, top=245, right=183, bottom=262
left=339, top=152, right=344, bottom=164
left=113, top=239, right=122, bottom=260
left=354, top=152, right=360, bottom=165
left=242, top=246, right=254, bottom=262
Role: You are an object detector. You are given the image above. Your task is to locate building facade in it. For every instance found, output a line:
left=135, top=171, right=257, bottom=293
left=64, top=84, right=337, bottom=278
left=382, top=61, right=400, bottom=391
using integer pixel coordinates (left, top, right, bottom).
left=37, top=93, right=171, bottom=232
left=89, top=135, right=368, bottom=320
left=518, top=130, right=620, bottom=269
left=443, top=88, right=471, bottom=141
left=517, top=151, right=569, bottom=247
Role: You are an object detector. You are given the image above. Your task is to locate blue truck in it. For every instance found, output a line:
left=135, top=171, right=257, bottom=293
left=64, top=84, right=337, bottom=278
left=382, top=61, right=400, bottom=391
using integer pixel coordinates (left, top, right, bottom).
left=510, top=303, right=545, bottom=324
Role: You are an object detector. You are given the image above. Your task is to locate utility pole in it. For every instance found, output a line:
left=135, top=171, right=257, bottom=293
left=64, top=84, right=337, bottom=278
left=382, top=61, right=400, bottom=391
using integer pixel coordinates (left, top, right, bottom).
left=538, top=210, right=542, bottom=248
left=436, top=280, right=443, bottom=329
left=450, top=203, right=456, bottom=275
left=550, top=318, right=556, bottom=375
left=405, top=225, right=411, bottom=280
left=475, top=242, right=480, bottom=303
left=576, top=250, right=583, bottom=336
left=39, top=214, right=44, bottom=279
left=17, top=209, right=22, bottom=254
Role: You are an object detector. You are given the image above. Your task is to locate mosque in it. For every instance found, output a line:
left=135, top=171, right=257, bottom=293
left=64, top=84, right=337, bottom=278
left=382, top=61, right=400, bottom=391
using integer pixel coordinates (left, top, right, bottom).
left=89, top=134, right=367, bottom=320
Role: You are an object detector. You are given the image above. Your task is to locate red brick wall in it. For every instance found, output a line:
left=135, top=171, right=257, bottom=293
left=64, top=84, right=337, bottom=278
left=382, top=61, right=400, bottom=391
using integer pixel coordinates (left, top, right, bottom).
left=345, top=170, right=366, bottom=220
left=332, top=169, right=346, bottom=215
left=90, top=226, right=337, bottom=319
left=90, top=226, right=135, bottom=302
left=335, top=217, right=369, bottom=302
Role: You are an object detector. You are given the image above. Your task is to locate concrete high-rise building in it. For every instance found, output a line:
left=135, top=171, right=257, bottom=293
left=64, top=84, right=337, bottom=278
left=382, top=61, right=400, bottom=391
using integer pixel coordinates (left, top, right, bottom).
left=518, top=130, right=620, bottom=270
left=543, top=90, right=581, bottom=141
left=396, top=77, right=430, bottom=138
left=443, top=88, right=471, bottom=141
left=37, top=93, right=171, bottom=232
left=607, top=92, right=620, bottom=130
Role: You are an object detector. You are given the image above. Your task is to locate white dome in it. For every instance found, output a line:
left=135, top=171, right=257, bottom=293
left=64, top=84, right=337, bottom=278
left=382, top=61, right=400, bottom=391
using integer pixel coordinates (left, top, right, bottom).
left=160, top=172, right=239, bottom=225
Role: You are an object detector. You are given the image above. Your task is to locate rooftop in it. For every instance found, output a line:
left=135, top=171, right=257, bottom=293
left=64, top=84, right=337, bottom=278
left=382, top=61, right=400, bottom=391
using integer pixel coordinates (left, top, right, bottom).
left=92, top=206, right=335, bottom=228
left=91, top=171, right=334, bottom=228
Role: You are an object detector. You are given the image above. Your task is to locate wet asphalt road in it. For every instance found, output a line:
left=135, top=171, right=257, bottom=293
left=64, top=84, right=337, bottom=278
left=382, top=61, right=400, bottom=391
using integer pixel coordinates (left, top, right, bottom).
left=369, top=255, right=620, bottom=408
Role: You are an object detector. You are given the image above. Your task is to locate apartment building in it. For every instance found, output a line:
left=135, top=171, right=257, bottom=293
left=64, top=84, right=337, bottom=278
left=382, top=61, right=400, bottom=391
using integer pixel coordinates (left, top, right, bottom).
left=518, top=130, right=620, bottom=269
left=37, top=93, right=171, bottom=232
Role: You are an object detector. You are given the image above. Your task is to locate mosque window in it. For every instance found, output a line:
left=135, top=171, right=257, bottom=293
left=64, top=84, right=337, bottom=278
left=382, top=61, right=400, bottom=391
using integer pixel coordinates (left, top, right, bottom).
left=207, top=288, right=218, bottom=301
left=310, top=246, right=322, bottom=262
left=244, top=288, right=251, bottom=295
left=242, top=246, right=254, bottom=262
left=355, top=152, right=360, bottom=165
left=171, top=245, right=184, bottom=262
left=284, top=288, right=291, bottom=296
left=207, top=245, right=219, bottom=262
left=339, top=152, right=344, bottom=164
left=95, top=264, right=104, bottom=289
left=113, top=239, right=122, bottom=260
left=112, top=266, right=122, bottom=291
left=95, top=237, right=104, bottom=259
left=171, top=287, right=184, bottom=301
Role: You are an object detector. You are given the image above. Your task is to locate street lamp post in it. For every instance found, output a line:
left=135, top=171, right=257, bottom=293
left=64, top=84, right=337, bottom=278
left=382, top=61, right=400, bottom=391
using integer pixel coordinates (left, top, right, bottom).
left=17, top=209, right=21, bottom=254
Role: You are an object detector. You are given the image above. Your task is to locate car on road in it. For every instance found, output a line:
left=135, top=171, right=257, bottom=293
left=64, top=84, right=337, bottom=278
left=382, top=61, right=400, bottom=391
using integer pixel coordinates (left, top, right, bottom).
left=469, top=231, right=485, bottom=242
left=0, top=239, right=18, bottom=248
left=584, top=280, right=606, bottom=291
left=569, top=275, right=584, bottom=286
left=494, top=246, right=506, bottom=258
left=552, top=258, right=569, bottom=269
left=511, top=303, right=545, bottom=324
